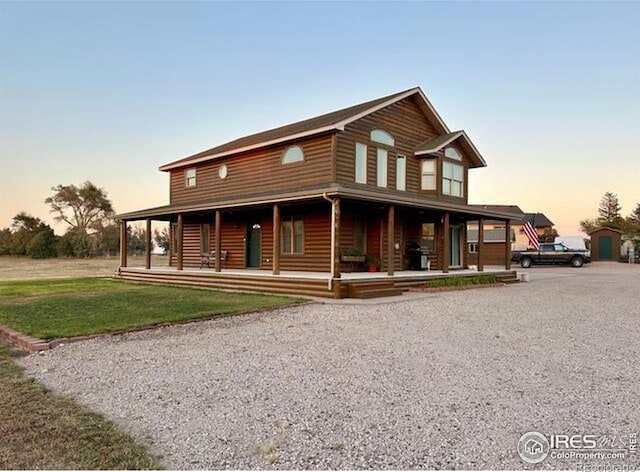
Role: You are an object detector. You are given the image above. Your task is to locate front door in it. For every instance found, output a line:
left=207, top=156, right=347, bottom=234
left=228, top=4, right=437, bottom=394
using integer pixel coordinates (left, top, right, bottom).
left=598, top=236, right=612, bottom=260
left=450, top=225, right=462, bottom=267
left=246, top=223, right=262, bottom=268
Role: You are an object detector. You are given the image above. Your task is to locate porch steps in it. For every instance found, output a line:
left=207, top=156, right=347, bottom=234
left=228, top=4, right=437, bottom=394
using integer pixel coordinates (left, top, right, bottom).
left=494, top=271, right=520, bottom=284
left=346, top=280, right=404, bottom=299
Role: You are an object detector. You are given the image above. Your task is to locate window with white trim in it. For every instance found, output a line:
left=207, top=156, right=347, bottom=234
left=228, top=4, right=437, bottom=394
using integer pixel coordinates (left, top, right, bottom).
left=395, top=155, right=406, bottom=191
left=185, top=168, right=197, bottom=187
left=355, top=143, right=367, bottom=184
left=444, top=146, right=462, bottom=161
left=442, top=161, right=464, bottom=197
left=376, top=149, right=387, bottom=187
left=468, top=242, right=478, bottom=253
left=421, top=160, right=436, bottom=190
left=281, top=217, right=304, bottom=254
left=370, top=129, right=394, bottom=146
left=282, top=146, right=304, bottom=164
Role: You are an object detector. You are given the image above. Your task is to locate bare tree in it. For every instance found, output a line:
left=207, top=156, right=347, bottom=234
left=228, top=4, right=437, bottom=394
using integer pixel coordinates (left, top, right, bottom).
left=45, top=181, right=114, bottom=232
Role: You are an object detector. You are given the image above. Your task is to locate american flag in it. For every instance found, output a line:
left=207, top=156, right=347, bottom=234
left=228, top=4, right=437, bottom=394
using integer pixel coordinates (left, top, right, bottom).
left=523, top=218, right=540, bottom=250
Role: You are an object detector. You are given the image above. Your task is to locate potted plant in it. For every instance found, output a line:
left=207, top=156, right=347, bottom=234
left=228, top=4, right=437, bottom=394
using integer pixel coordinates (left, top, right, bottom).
left=365, top=255, right=379, bottom=272
left=341, top=247, right=365, bottom=263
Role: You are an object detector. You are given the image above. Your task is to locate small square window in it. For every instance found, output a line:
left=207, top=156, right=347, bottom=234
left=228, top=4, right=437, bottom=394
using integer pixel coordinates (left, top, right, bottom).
left=185, top=168, right=197, bottom=187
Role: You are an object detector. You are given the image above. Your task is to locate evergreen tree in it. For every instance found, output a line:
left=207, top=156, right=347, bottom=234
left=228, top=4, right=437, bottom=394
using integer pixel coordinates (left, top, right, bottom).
left=598, top=192, right=622, bottom=221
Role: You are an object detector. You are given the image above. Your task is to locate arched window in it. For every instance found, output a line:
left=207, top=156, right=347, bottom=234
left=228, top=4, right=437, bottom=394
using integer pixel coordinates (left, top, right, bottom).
left=444, top=146, right=462, bottom=161
left=370, top=129, right=394, bottom=146
left=282, top=146, right=304, bottom=164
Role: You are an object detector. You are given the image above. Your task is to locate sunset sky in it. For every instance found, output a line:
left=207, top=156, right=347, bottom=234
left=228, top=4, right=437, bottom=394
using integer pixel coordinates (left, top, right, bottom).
left=1, top=1, right=638, bottom=236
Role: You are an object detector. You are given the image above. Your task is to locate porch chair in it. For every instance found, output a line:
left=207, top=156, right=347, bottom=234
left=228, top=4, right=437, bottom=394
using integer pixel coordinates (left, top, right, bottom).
left=200, top=250, right=228, bottom=269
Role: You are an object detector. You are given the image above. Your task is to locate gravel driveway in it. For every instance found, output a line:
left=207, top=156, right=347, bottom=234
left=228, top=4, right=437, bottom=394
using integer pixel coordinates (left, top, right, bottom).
left=19, top=263, right=640, bottom=469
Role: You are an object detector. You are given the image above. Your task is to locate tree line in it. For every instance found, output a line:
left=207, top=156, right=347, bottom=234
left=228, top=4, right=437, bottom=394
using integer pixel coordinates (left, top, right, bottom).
left=580, top=192, right=640, bottom=239
left=0, top=181, right=170, bottom=259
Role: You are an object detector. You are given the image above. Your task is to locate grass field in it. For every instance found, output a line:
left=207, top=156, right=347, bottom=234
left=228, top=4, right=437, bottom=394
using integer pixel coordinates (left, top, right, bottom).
left=0, top=255, right=168, bottom=281
left=0, top=342, right=159, bottom=469
left=0, top=277, right=304, bottom=340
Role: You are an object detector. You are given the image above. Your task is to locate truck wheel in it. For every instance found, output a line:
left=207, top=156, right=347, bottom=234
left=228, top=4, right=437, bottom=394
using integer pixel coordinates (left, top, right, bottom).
left=571, top=256, right=584, bottom=267
left=520, top=257, right=532, bottom=268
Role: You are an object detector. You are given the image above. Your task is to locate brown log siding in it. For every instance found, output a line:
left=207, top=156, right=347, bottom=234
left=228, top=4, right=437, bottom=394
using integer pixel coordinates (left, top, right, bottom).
left=170, top=203, right=332, bottom=271
left=167, top=204, right=474, bottom=273
left=169, top=135, right=333, bottom=205
left=467, top=241, right=506, bottom=266
left=335, top=96, right=472, bottom=203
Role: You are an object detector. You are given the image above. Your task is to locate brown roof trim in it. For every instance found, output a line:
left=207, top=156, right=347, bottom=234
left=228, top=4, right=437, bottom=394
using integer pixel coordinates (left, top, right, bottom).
left=115, top=187, right=339, bottom=221
left=117, top=185, right=516, bottom=222
left=158, top=87, right=451, bottom=171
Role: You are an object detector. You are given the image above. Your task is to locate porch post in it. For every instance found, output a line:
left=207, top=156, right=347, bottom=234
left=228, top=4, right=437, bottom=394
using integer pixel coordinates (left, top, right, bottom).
left=332, top=197, right=341, bottom=279
left=168, top=221, right=173, bottom=267
left=505, top=219, right=512, bottom=270
left=214, top=210, right=222, bottom=272
left=387, top=205, right=395, bottom=276
left=273, top=204, right=281, bottom=275
left=443, top=212, right=450, bottom=273
left=145, top=219, right=152, bottom=270
left=177, top=213, right=184, bottom=271
left=477, top=218, right=484, bottom=272
left=119, top=220, right=128, bottom=268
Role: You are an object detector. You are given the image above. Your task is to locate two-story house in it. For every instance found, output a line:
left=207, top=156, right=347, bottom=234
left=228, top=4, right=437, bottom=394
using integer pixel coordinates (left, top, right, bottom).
left=116, top=87, right=517, bottom=298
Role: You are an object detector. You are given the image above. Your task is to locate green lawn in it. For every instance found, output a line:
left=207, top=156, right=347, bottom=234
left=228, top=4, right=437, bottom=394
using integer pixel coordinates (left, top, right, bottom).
left=0, top=342, right=160, bottom=469
left=0, top=278, right=304, bottom=340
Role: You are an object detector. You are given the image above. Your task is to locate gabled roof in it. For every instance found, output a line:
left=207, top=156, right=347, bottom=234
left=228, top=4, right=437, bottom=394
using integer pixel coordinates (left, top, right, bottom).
left=414, top=130, right=486, bottom=167
left=524, top=212, right=554, bottom=227
left=159, top=87, right=451, bottom=171
left=588, top=226, right=623, bottom=235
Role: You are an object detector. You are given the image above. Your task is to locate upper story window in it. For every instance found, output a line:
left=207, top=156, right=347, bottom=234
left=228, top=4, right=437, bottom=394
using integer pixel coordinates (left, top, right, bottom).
left=442, top=161, right=464, bottom=197
left=421, top=160, right=436, bottom=190
left=355, top=143, right=367, bottom=184
left=376, top=149, right=388, bottom=187
left=370, top=129, right=394, bottom=146
left=395, top=155, right=406, bottom=191
left=282, top=145, right=304, bottom=164
left=444, top=146, right=462, bottom=161
left=185, top=168, right=197, bottom=187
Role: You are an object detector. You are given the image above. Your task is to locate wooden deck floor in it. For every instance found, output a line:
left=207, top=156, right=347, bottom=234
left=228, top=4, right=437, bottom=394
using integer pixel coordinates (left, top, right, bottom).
left=116, top=265, right=516, bottom=299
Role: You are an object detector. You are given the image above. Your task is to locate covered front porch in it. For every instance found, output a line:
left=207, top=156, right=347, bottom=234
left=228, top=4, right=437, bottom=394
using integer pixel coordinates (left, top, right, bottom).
left=116, top=193, right=516, bottom=298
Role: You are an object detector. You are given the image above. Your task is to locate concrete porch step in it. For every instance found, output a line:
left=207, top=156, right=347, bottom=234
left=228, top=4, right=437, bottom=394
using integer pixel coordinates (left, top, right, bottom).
left=494, top=271, right=520, bottom=284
